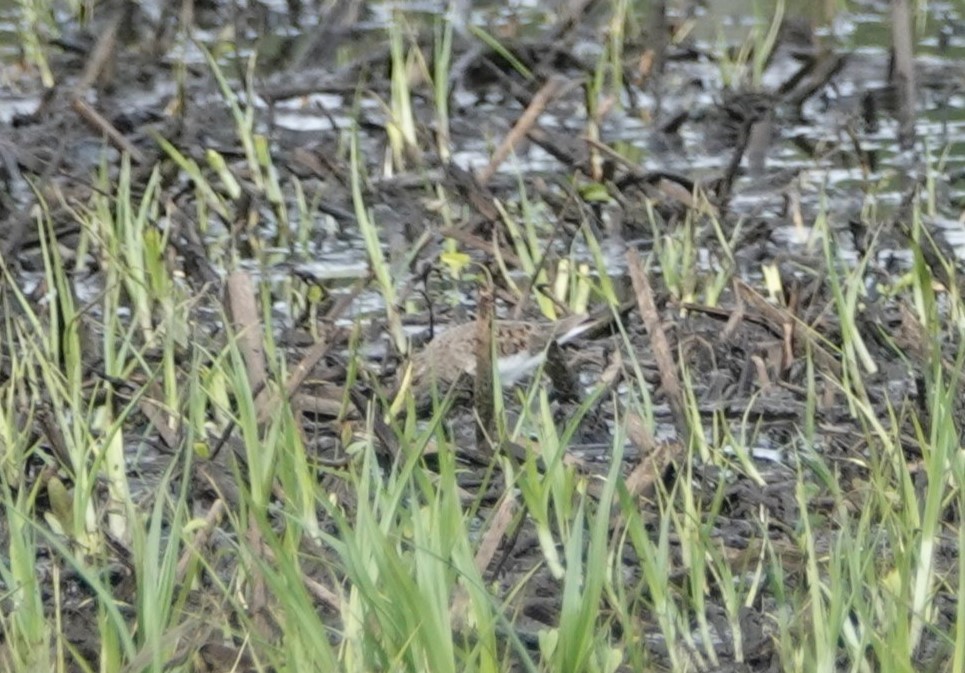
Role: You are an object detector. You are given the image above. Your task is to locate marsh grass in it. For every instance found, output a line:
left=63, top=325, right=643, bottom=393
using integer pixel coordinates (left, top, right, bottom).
left=1, top=2, right=964, bottom=673
left=714, top=0, right=785, bottom=91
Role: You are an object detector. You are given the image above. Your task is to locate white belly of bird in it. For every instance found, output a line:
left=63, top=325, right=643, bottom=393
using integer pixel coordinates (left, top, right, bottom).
left=496, top=350, right=547, bottom=385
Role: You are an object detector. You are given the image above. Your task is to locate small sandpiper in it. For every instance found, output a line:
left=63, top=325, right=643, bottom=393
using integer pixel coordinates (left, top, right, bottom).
left=398, top=312, right=602, bottom=408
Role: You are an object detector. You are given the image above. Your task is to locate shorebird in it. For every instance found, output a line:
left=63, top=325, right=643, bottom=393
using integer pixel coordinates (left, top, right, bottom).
left=399, top=312, right=602, bottom=408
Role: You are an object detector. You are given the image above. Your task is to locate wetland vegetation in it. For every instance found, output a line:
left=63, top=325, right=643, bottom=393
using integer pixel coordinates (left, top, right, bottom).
left=0, top=0, right=964, bottom=671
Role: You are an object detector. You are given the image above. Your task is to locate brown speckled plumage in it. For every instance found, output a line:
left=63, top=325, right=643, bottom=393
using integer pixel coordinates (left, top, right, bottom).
left=406, top=313, right=595, bottom=401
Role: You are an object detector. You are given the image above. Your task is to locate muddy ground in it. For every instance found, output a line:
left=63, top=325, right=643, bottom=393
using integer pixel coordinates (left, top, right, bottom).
left=1, top=0, right=964, bottom=671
